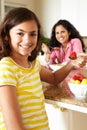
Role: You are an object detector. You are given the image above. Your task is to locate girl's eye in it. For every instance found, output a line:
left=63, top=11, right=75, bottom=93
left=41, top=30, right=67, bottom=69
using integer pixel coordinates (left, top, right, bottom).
left=17, top=32, right=24, bottom=36
left=30, top=33, right=37, bottom=36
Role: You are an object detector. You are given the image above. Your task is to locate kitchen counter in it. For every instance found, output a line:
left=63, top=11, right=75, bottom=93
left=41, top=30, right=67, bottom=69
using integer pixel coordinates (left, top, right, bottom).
left=44, top=82, right=87, bottom=114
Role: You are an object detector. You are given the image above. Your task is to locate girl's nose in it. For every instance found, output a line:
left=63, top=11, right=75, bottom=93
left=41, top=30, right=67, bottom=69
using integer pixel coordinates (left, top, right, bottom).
left=24, top=34, right=31, bottom=43
left=25, top=39, right=31, bottom=43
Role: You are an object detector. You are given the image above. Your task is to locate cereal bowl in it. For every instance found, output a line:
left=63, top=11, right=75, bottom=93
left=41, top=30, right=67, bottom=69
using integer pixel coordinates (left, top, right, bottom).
left=49, top=62, right=67, bottom=71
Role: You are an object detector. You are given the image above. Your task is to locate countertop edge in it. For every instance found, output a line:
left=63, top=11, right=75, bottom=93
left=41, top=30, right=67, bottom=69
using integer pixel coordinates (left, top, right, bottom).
left=45, top=99, right=87, bottom=114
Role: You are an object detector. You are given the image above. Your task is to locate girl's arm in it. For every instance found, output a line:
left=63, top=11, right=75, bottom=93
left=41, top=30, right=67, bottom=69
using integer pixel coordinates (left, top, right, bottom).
left=40, top=53, right=87, bottom=85
left=0, top=85, right=25, bottom=130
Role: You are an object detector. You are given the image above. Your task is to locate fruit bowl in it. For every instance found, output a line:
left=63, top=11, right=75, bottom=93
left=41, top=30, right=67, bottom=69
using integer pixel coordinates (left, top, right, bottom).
left=68, top=82, right=87, bottom=100
left=68, top=73, right=87, bottom=100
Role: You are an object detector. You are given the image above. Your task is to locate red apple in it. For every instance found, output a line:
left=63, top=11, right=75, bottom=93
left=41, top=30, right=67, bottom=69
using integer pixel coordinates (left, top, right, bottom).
left=72, top=75, right=78, bottom=80
left=76, top=73, right=85, bottom=82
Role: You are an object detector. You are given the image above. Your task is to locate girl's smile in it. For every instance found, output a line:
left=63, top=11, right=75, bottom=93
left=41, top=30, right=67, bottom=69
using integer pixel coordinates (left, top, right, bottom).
left=9, top=20, right=38, bottom=58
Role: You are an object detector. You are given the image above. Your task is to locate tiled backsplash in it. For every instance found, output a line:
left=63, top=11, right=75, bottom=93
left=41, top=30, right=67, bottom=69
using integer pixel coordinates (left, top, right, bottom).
left=83, top=37, right=87, bottom=46
left=83, top=37, right=87, bottom=52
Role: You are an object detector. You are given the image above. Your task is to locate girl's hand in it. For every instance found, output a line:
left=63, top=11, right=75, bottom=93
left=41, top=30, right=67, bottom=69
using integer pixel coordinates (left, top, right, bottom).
left=69, top=53, right=87, bottom=69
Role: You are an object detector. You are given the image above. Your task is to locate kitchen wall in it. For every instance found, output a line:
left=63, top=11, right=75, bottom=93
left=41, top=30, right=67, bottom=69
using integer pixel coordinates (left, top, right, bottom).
left=4, top=0, right=87, bottom=38
left=3, top=0, right=87, bottom=47
left=3, top=0, right=87, bottom=51
left=83, top=37, right=87, bottom=50
left=31, top=0, right=87, bottom=38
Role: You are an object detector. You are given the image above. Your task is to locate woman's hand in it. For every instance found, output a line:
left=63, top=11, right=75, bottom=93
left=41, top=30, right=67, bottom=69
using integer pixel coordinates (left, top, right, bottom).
left=41, top=43, right=51, bottom=54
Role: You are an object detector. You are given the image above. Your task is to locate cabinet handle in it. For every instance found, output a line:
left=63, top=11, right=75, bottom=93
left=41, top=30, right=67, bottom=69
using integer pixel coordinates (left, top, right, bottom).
left=53, top=105, right=67, bottom=112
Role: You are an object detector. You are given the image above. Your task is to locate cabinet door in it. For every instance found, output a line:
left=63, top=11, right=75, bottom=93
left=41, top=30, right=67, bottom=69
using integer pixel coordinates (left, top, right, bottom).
left=70, top=111, right=87, bottom=130
left=45, top=103, right=87, bottom=130
left=45, top=103, right=71, bottom=130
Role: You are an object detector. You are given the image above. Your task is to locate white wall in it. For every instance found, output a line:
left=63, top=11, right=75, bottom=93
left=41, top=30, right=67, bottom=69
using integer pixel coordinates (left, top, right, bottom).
left=59, top=0, right=87, bottom=36
left=4, top=0, right=87, bottom=37
left=33, top=0, right=61, bottom=38
left=37, top=0, right=87, bottom=37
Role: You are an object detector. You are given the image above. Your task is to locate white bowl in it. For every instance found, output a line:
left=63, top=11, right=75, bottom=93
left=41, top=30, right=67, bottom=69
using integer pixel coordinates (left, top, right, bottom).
left=49, top=64, right=63, bottom=71
left=49, top=62, right=67, bottom=71
left=68, top=82, right=87, bottom=100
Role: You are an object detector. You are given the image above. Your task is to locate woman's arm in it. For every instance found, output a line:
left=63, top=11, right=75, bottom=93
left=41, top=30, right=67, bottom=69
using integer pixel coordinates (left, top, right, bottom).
left=0, top=85, right=25, bottom=130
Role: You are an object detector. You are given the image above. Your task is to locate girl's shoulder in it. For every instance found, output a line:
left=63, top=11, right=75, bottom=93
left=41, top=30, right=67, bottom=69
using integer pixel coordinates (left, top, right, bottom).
left=32, top=59, right=41, bottom=72
left=0, top=57, right=15, bottom=73
left=0, top=57, right=13, bottom=66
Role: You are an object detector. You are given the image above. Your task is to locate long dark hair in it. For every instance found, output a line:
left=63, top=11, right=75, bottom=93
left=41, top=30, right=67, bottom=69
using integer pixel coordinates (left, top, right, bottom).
left=49, top=19, right=85, bottom=52
left=0, top=7, right=41, bottom=61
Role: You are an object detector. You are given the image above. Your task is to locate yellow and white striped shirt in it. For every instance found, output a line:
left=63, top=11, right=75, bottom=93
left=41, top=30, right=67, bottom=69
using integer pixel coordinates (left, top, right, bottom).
left=0, top=57, right=49, bottom=130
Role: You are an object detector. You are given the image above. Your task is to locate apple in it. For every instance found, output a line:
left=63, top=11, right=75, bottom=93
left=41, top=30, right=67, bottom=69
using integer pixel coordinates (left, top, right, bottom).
left=75, top=73, right=85, bottom=82
left=72, top=75, right=79, bottom=80
left=70, top=73, right=86, bottom=84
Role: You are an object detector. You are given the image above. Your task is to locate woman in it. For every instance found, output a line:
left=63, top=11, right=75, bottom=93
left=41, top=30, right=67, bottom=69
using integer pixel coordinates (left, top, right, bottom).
left=42, top=19, right=85, bottom=68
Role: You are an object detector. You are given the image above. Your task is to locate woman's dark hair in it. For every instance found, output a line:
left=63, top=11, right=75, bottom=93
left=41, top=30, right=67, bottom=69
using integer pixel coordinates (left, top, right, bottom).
left=49, top=19, right=85, bottom=52
left=0, top=7, right=41, bottom=61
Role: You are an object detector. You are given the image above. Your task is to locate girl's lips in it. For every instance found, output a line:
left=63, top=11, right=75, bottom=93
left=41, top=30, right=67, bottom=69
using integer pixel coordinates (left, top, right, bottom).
left=20, top=45, right=32, bottom=49
left=21, top=45, right=29, bottom=48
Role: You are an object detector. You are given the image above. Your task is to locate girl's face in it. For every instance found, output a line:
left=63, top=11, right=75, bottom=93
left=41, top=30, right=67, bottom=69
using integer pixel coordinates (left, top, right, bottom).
left=9, top=20, right=38, bottom=58
left=55, top=25, right=70, bottom=46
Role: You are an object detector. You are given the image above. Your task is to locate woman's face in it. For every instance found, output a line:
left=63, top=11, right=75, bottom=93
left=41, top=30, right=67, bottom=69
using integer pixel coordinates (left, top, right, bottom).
left=9, top=20, right=38, bottom=58
left=55, top=25, right=70, bottom=46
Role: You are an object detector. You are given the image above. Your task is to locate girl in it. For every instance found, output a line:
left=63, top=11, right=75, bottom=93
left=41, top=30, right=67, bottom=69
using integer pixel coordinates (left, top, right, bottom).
left=0, top=7, right=87, bottom=130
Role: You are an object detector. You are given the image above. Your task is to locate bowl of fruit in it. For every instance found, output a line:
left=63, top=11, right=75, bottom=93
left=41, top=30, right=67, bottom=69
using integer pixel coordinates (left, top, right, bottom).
left=68, top=73, right=87, bottom=100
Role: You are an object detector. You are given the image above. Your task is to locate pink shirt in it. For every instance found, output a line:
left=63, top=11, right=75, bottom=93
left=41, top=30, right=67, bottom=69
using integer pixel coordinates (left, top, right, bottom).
left=50, top=38, right=83, bottom=64
left=49, top=38, right=84, bottom=97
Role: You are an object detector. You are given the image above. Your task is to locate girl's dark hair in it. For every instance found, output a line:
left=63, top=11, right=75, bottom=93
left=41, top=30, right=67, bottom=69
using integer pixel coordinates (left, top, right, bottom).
left=0, top=7, right=41, bottom=61
left=49, top=19, right=85, bottom=52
